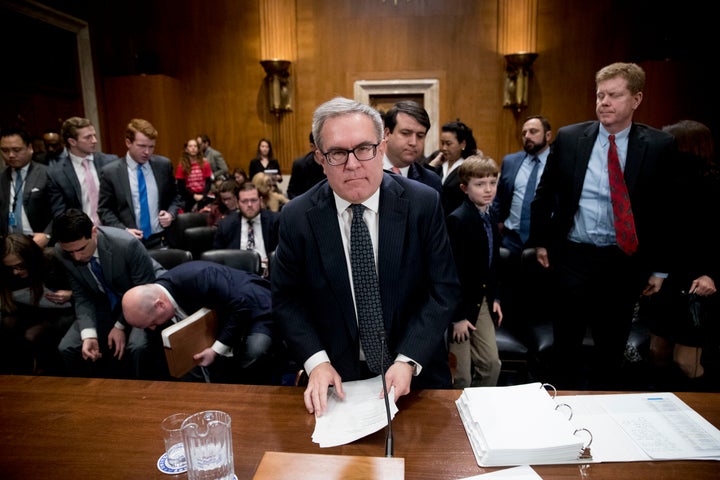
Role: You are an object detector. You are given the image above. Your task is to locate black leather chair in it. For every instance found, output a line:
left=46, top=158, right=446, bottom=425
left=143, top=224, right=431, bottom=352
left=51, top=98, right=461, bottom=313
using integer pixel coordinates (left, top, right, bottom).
left=183, top=226, right=216, bottom=260
left=168, top=212, right=210, bottom=250
left=200, top=249, right=262, bottom=275
left=148, top=248, right=193, bottom=270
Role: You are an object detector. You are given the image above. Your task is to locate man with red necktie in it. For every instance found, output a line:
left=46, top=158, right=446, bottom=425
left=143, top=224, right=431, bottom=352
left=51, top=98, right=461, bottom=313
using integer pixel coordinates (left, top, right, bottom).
left=528, top=62, right=678, bottom=390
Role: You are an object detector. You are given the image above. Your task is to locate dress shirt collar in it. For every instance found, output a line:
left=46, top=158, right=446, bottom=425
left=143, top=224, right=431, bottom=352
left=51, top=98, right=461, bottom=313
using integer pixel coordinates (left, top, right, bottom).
left=334, top=187, right=381, bottom=216
left=599, top=125, right=630, bottom=145
left=69, top=151, right=94, bottom=165
left=157, top=284, right=188, bottom=320
left=126, top=154, right=148, bottom=171
left=382, top=153, right=406, bottom=176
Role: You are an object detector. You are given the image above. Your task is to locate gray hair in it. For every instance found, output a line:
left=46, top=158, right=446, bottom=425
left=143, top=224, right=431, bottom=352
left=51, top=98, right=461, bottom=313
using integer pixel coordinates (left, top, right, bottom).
left=311, top=97, right=383, bottom=151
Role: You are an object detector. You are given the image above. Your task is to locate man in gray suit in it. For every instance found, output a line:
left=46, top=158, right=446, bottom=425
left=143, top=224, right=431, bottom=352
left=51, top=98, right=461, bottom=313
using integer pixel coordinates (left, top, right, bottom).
left=53, top=209, right=164, bottom=378
left=197, top=134, right=229, bottom=179
left=47, top=116, right=119, bottom=223
left=0, top=127, right=53, bottom=247
left=98, top=118, right=183, bottom=249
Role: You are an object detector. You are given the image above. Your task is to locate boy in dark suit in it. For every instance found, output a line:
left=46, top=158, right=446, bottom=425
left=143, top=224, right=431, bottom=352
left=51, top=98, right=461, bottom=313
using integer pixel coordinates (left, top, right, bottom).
left=446, top=155, right=503, bottom=388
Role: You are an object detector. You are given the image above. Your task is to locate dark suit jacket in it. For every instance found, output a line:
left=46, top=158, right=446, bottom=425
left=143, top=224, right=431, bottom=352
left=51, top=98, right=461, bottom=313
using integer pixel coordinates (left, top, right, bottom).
left=54, top=226, right=159, bottom=338
left=97, top=155, right=183, bottom=231
left=425, top=163, right=464, bottom=215
left=529, top=121, right=676, bottom=273
left=407, top=163, right=442, bottom=193
left=248, top=158, right=282, bottom=181
left=47, top=152, right=119, bottom=217
left=156, top=261, right=272, bottom=348
left=271, top=173, right=461, bottom=388
left=491, top=150, right=526, bottom=225
left=0, top=161, right=53, bottom=237
left=286, top=151, right=326, bottom=199
left=212, top=209, right=279, bottom=253
left=446, top=198, right=501, bottom=323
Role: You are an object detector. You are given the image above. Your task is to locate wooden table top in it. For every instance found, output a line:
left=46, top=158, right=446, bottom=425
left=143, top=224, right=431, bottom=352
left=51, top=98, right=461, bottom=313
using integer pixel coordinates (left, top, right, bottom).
left=0, top=375, right=718, bottom=479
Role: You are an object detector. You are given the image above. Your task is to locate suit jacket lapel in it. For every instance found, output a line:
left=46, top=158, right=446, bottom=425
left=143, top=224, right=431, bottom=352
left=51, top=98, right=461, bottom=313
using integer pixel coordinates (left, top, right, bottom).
left=572, top=124, right=598, bottom=201
left=625, top=124, right=646, bottom=192
left=118, top=158, right=135, bottom=221
left=62, top=158, right=83, bottom=202
left=377, top=176, right=406, bottom=325
left=307, top=184, right=357, bottom=335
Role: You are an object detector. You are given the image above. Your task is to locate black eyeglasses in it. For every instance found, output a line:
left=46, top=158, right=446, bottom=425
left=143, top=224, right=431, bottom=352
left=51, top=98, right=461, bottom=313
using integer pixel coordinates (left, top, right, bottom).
left=320, top=143, right=379, bottom=166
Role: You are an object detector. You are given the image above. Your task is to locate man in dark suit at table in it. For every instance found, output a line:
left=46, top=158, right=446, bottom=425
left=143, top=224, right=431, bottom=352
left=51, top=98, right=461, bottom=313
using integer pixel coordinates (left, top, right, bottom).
left=98, top=118, right=183, bottom=249
left=47, top=116, right=118, bottom=224
left=53, top=209, right=162, bottom=379
left=271, top=97, right=461, bottom=415
left=122, top=260, right=274, bottom=384
left=0, top=127, right=53, bottom=248
left=382, top=100, right=442, bottom=193
left=528, top=62, right=677, bottom=390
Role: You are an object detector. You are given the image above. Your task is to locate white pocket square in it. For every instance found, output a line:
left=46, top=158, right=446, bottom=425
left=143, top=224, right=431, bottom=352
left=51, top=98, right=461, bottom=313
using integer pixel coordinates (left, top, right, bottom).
left=31, top=187, right=40, bottom=192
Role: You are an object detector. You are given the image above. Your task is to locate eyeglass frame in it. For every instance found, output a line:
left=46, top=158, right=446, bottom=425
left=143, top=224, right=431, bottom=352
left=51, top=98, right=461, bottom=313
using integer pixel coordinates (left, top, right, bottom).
left=319, top=143, right=380, bottom=166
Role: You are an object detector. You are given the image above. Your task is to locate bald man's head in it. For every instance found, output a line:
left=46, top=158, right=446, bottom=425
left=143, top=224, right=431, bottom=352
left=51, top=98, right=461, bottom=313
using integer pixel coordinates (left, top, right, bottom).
left=122, top=284, right=173, bottom=329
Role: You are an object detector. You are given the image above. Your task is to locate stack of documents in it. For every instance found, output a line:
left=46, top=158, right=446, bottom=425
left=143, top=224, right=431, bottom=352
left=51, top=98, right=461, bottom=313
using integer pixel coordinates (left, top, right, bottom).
left=457, top=383, right=720, bottom=466
left=456, top=383, right=586, bottom=466
left=312, top=375, right=398, bottom=448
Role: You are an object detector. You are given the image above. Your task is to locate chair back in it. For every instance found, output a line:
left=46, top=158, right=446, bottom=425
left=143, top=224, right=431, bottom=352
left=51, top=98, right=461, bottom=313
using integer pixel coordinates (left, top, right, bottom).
left=148, top=248, right=193, bottom=270
left=168, top=212, right=210, bottom=250
left=183, top=226, right=216, bottom=260
left=200, top=249, right=262, bottom=275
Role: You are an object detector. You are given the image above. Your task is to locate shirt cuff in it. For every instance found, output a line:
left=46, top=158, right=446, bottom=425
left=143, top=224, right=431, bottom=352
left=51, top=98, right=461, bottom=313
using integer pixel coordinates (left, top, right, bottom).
left=80, top=328, right=98, bottom=341
left=305, top=351, right=330, bottom=375
left=212, top=340, right=233, bottom=357
left=113, top=321, right=125, bottom=330
left=396, top=353, right=422, bottom=376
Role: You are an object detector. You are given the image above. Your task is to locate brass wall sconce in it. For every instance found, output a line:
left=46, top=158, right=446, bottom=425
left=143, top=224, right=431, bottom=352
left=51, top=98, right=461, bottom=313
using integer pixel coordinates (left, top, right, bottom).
left=260, top=59, right=292, bottom=116
left=503, top=52, right=538, bottom=113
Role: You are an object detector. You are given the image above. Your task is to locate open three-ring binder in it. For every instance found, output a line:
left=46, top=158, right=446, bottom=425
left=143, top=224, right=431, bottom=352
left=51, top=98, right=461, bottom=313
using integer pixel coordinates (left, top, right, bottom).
left=456, top=382, right=592, bottom=467
left=456, top=382, right=720, bottom=467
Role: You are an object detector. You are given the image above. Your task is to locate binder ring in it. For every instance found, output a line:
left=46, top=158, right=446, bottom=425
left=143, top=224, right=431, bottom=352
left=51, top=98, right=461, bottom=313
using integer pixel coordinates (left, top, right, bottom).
left=555, top=402, right=573, bottom=421
left=573, top=428, right=593, bottom=448
left=541, top=383, right=557, bottom=399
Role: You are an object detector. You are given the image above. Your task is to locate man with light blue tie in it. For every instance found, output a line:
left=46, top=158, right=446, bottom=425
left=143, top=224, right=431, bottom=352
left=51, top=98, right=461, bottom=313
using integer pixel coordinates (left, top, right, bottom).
left=0, top=128, right=53, bottom=248
left=493, top=115, right=552, bottom=256
left=491, top=116, right=553, bottom=376
left=97, top=119, right=183, bottom=249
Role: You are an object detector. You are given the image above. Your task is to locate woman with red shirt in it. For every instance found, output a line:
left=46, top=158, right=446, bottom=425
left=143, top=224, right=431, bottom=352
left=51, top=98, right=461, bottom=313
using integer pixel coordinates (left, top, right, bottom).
left=176, top=138, right=212, bottom=212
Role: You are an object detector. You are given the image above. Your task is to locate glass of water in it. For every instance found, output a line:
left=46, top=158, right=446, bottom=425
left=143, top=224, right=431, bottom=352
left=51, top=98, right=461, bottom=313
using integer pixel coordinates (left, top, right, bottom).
left=161, top=412, right=190, bottom=468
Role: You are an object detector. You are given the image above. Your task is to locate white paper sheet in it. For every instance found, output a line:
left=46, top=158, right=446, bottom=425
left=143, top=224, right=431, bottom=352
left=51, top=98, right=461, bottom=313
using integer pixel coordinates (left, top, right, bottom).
left=312, top=375, right=398, bottom=448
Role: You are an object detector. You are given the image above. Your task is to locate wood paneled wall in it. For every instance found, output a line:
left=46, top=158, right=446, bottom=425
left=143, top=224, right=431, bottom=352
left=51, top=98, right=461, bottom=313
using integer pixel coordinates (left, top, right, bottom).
left=15, top=0, right=715, bottom=175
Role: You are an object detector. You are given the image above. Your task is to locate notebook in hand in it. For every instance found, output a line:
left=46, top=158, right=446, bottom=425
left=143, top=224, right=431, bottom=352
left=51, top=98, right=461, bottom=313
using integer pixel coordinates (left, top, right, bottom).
left=161, top=307, right=218, bottom=378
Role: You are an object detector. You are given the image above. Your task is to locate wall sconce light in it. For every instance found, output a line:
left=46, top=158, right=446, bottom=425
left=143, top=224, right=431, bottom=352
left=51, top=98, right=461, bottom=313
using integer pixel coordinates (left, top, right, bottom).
left=260, top=59, right=292, bottom=116
left=503, top=52, right=538, bottom=113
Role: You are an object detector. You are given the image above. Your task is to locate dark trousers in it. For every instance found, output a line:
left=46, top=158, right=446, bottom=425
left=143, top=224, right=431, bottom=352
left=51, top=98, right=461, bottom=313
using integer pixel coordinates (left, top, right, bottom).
left=548, top=242, right=645, bottom=390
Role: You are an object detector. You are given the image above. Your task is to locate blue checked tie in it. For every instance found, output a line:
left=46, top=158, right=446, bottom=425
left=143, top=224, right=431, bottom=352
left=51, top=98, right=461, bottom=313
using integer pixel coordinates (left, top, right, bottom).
left=89, top=257, right=120, bottom=311
left=137, top=165, right=153, bottom=238
left=350, top=204, right=390, bottom=374
left=11, top=168, right=23, bottom=233
left=480, top=210, right=493, bottom=268
left=519, top=156, right=539, bottom=244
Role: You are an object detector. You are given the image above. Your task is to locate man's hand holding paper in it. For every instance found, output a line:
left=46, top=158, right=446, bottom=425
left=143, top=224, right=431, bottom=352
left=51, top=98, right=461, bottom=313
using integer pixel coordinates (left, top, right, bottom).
left=312, top=375, right=399, bottom=448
